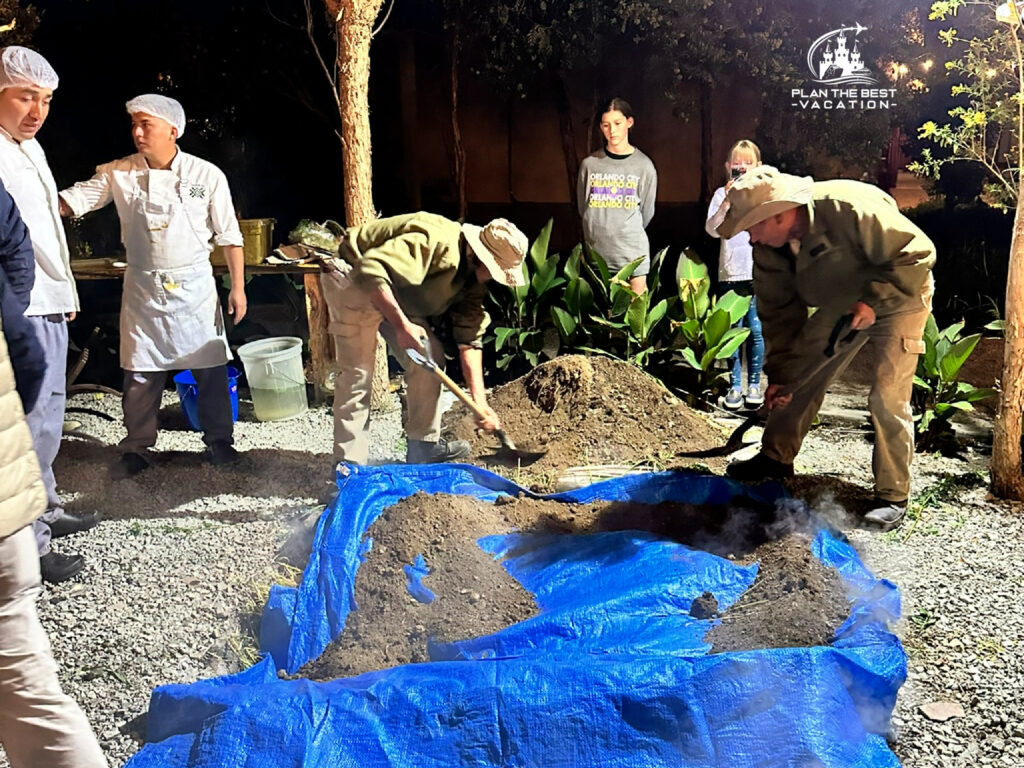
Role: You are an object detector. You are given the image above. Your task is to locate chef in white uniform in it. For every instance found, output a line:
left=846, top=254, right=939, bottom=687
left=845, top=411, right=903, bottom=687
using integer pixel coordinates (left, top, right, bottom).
left=59, top=94, right=247, bottom=478
left=0, top=47, right=99, bottom=584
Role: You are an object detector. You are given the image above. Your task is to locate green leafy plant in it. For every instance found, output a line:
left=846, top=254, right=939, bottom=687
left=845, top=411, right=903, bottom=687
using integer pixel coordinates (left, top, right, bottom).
left=486, top=219, right=564, bottom=371
left=557, top=246, right=672, bottom=367
left=669, top=249, right=750, bottom=404
left=912, top=315, right=996, bottom=451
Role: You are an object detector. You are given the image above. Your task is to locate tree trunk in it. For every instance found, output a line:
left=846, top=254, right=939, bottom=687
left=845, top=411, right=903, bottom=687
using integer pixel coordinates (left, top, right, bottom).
left=552, top=72, right=581, bottom=239
left=699, top=81, right=713, bottom=207
left=991, top=199, right=1024, bottom=499
left=326, top=0, right=393, bottom=413
left=447, top=16, right=467, bottom=220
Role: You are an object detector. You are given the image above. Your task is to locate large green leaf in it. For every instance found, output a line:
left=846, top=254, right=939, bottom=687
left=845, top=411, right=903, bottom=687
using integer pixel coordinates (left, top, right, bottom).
left=564, top=247, right=582, bottom=282
left=610, top=286, right=636, bottom=318
left=912, top=375, right=934, bottom=392
left=565, top=277, right=594, bottom=317
left=955, top=383, right=996, bottom=403
left=919, top=314, right=939, bottom=376
left=715, top=291, right=752, bottom=325
left=529, top=219, right=553, bottom=270
left=703, top=308, right=732, bottom=347
left=627, top=292, right=651, bottom=340
left=493, top=326, right=517, bottom=351
left=940, top=319, right=965, bottom=342
left=713, top=327, right=750, bottom=359
left=935, top=401, right=973, bottom=415
left=645, top=299, right=669, bottom=337
left=585, top=245, right=612, bottom=284
left=679, top=346, right=701, bottom=370
left=938, top=333, right=981, bottom=383
left=551, top=306, right=578, bottom=339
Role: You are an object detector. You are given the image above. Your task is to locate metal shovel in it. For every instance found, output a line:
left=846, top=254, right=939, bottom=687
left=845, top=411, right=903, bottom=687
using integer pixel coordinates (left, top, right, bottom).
left=679, top=315, right=859, bottom=459
left=405, top=347, right=547, bottom=465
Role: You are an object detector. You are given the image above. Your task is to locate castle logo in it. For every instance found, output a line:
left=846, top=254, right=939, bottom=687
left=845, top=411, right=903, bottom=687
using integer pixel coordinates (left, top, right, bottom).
left=790, top=23, right=894, bottom=110
left=807, top=24, right=877, bottom=87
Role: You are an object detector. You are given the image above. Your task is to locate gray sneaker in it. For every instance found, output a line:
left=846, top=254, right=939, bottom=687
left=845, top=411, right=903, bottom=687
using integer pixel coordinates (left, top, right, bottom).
left=862, top=499, right=907, bottom=531
left=406, top=438, right=472, bottom=464
left=745, top=385, right=764, bottom=407
left=722, top=388, right=744, bottom=410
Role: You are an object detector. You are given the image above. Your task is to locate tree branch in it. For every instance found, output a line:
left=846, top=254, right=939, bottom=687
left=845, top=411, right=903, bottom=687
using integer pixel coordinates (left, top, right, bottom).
left=305, top=0, right=341, bottom=111
left=372, top=0, right=396, bottom=37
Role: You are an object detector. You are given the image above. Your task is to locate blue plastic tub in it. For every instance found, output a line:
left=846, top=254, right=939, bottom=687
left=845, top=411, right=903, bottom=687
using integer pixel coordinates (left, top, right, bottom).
left=173, top=366, right=240, bottom=432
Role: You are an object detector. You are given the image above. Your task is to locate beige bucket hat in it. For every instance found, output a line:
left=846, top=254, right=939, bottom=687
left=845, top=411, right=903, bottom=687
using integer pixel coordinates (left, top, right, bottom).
left=462, top=218, right=528, bottom=287
left=718, top=165, right=814, bottom=239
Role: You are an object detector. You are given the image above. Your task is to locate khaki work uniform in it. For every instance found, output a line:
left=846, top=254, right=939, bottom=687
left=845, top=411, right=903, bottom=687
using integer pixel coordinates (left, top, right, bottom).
left=322, top=213, right=489, bottom=464
left=753, top=180, right=935, bottom=502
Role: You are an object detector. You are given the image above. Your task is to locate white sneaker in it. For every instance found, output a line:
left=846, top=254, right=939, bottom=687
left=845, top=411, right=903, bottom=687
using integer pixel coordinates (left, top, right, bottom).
left=745, top=385, right=764, bottom=407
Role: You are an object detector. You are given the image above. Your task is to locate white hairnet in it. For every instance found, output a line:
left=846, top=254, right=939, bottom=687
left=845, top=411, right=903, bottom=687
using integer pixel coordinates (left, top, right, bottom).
left=125, top=94, right=186, bottom=137
left=0, top=46, right=59, bottom=91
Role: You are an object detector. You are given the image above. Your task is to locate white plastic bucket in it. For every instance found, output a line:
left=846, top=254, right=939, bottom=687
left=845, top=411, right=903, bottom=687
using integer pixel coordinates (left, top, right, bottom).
left=237, top=336, right=308, bottom=422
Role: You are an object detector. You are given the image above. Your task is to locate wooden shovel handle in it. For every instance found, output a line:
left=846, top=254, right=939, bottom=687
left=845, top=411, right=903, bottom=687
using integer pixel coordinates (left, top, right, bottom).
left=428, top=361, right=491, bottom=422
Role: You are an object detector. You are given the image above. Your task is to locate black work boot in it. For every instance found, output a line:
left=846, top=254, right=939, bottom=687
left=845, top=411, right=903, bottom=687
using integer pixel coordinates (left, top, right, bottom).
left=862, top=499, right=907, bottom=531
left=726, top=452, right=795, bottom=482
left=208, top=441, right=241, bottom=466
left=48, top=512, right=101, bottom=539
left=111, top=452, right=150, bottom=480
left=406, top=437, right=472, bottom=464
left=40, top=551, right=85, bottom=584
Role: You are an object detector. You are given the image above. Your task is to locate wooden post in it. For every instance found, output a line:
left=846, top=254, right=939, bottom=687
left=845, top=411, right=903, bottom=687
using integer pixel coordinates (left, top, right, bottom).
left=304, top=272, right=334, bottom=401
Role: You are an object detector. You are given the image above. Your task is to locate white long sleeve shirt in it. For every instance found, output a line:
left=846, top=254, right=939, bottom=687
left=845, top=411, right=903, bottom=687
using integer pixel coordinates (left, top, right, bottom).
left=706, top=185, right=753, bottom=282
left=60, top=150, right=243, bottom=252
left=0, top=129, right=79, bottom=316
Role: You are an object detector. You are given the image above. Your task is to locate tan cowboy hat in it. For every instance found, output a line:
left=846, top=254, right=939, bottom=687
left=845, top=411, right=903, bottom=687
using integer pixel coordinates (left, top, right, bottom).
left=718, top=165, right=814, bottom=239
left=462, top=218, right=528, bottom=287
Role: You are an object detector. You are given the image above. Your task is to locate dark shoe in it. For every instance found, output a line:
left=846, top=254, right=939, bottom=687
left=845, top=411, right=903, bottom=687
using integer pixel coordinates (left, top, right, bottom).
left=48, top=511, right=101, bottom=539
left=726, top=452, right=795, bottom=482
left=208, top=441, right=241, bottom=466
left=111, top=452, right=150, bottom=480
left=40, top=551, right=85, bottom=584
left=862, top=499, right=907, bottom=531
left=406, top=438, right=472, bottom=464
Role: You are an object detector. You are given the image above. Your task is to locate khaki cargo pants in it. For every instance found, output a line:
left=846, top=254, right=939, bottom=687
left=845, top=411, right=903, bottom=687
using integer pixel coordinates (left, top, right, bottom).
left=761, top=303, right=930, bottom=502
left=327, top=281, right=445, bottom=465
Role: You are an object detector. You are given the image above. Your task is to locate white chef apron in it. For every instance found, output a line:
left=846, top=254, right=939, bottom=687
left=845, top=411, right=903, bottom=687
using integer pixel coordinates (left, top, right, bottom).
left=120, top=176, right=230, bottom=371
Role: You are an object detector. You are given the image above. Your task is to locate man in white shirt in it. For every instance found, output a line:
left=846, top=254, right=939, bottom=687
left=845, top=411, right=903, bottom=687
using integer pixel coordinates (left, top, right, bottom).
left=60, top=94, right=247, bottom=478
left=0, top=47, right=99, bottom=584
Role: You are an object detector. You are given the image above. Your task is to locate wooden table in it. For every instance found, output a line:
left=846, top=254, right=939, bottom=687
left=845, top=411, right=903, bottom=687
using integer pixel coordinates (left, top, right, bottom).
left=70, top=258, right=335, bottom=401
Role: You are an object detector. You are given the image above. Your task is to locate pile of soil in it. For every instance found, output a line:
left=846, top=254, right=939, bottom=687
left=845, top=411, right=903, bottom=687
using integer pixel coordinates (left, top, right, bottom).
left=303, top=491, right=850, bottom=681
left=443, top=356, right=729, bottom=490
left=300, top=492, right=537, bottom=680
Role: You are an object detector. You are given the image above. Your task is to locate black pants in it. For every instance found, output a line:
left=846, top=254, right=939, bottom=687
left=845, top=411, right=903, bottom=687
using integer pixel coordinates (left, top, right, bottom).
left=120, top=365, right=232, bottom=451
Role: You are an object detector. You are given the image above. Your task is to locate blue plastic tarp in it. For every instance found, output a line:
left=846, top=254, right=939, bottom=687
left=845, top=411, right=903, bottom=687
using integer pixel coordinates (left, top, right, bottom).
left=126, top=463, right=906, bottom=768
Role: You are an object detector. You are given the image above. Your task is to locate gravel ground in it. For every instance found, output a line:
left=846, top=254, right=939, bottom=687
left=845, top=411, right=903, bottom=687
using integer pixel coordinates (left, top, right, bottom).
left=3, top=381, right=1021, bottom=767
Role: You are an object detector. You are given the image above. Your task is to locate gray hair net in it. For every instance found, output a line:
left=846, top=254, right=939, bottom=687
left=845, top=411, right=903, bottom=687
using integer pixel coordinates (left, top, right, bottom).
left=125, top=94, right=186, bottom=137
left=0, top=46, right=59, bottom=91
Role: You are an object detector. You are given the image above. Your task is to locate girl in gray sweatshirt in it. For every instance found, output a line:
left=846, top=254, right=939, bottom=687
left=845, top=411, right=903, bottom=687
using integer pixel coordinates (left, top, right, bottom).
left=577, top=97, right=658, bottom=295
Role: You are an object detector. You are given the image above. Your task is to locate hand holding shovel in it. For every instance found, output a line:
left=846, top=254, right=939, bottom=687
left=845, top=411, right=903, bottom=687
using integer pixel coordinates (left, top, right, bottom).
left=404, top=344, right=547, bottom=465
left=679, top=314, right=859, bottom=459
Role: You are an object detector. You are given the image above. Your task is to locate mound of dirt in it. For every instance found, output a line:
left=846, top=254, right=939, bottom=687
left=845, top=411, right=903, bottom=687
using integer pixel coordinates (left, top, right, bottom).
left=299, top=492, right=537, bottom=680
left=443, top=355, right=729, bottom=490
left=303, top=492, right=850, bottom=681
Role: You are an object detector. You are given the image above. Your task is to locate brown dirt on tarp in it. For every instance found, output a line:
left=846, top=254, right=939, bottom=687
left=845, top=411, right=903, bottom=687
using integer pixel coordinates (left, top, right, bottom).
left=302, top=490, right=850, bottom=681
left=702, top=533, right=851, bottom=652
left=299, top=492, right=538, bottom=681
left=442, top=355, right=729, bottom=490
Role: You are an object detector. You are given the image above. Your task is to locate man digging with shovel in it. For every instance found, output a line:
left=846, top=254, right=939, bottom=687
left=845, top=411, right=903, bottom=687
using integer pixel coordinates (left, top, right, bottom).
left=716, top=166, right=935, bottom=531
left=321, top=213, right=528, bottom=465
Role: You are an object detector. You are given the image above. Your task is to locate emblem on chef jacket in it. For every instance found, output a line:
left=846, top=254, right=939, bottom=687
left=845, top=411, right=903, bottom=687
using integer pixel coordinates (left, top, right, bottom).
left=188, top=184, right=207, bottom=200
